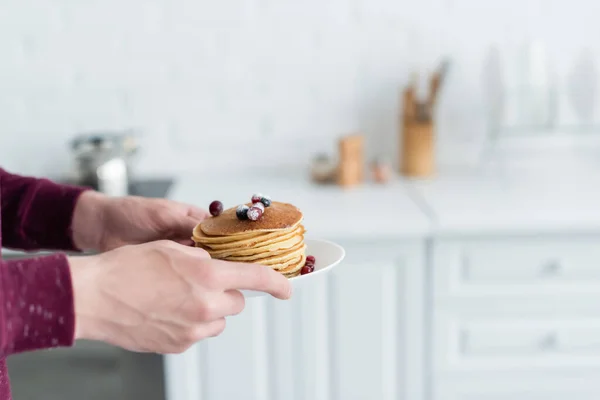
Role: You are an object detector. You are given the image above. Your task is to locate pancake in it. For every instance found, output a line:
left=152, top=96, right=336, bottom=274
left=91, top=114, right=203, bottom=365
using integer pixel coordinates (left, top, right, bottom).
left=278, top=253, right=306, bottom=275
left=192, top=198, right=309, bottom=278
left=199, top=201, right=303, bottom=236
left=200, top=234, right=302, bottom=257
left=194, top=225, right=305, bottom=251
left=224, top=241, right=305, bottom=262
left=192, top=226, right=265, bottom=244
left=260, top=251, right=304, bottom=270
left=197, top=233, right=303, bottom=258
left=236, top=244, right=306, bottom=267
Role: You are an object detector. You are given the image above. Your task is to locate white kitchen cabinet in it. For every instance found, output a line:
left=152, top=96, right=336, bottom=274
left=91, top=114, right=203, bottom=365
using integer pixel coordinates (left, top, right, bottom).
left=431, top=236, right=600, bottom=400
left=403, top=170, right=600, bottom=400
left=433, top=236, right=600, bottom=298
left=164, top=239, right=426, bottom=400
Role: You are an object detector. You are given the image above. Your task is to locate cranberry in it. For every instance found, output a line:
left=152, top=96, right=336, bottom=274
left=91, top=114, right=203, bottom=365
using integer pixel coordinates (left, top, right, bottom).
left=301, top=265, right=314, bottom=275
left=209, top=200, right=223, bottom=216
left=253, top=201, right=265, bottom=212
left=251, top=193, right=263, bottom=203
left=247, top=206, right=263, bottom=221
left=306, top=255, right=316, bottom=264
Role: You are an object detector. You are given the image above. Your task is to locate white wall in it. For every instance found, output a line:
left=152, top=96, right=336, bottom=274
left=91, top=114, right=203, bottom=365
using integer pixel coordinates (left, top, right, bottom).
left=1, top=0, right=600, bottom=178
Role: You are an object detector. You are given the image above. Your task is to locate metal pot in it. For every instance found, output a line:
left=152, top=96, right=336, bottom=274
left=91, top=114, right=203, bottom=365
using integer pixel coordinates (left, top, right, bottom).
left=69, top=131, right=139, bottom=197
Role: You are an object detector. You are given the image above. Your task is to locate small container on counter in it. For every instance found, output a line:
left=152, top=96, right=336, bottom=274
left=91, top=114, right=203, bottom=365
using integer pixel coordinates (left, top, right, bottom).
left=310, top=153, right=336, bottom=184
left=371, top=157, right=392, bottom=183
left=336, top=134, right=364, bottom=188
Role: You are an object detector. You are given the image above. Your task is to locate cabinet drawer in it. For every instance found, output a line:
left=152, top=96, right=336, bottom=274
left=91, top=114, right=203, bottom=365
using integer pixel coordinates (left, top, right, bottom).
left=435, top=373, right=600, bottom=400
left=436, top=390, right=599, bottom=400
left=434, top=316, right=600, bottom=372
left=434, top=237, right=600, bottom=296
left=459, top=322, right=600, bottom=356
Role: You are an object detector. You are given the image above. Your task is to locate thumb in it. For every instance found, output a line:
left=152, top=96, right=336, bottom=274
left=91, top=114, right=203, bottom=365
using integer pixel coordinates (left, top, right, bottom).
left=172, top=215, right=202, bottom=236
left=171, top=215, right=204, bottom=246
left=187, top=206, right=211, bottom=221
left=159, top=204, right=209, bottom=242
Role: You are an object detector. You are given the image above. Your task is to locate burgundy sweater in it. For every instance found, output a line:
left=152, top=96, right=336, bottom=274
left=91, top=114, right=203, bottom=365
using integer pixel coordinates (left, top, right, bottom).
left=0, top=168, right=87, bottom=399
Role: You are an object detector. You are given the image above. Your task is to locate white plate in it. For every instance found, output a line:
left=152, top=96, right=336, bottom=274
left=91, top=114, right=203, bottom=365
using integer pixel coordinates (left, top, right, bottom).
left=242, top=239, right=345, bottom=298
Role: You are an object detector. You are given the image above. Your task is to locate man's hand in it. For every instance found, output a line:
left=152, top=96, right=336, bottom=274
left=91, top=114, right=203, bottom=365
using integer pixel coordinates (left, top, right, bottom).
left=72, top=191, right=210, bottom=252
left=69, top=240, right=292, bottom=353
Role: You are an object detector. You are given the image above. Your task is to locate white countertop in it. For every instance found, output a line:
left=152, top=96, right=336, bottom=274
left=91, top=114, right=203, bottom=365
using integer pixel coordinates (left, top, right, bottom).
left=5, top=166, right=600, bottom=260
left=1, top=171, right=429, bottom=258
left=406, top=168, right=600, bottom=236
left=168, top=171, right=431, bottom=240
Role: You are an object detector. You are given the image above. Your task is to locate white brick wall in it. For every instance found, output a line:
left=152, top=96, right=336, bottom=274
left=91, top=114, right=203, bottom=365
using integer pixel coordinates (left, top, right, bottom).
left=1, top=0, right=600, bottom=178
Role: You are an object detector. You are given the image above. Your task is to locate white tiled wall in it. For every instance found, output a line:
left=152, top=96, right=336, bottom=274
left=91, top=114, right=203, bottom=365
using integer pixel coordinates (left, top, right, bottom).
left=1, top=0, right=600, bottom=178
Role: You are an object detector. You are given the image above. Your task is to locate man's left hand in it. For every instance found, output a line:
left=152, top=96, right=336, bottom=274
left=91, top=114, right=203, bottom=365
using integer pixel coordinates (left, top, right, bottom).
left=72, top=191, right=210, bottom=252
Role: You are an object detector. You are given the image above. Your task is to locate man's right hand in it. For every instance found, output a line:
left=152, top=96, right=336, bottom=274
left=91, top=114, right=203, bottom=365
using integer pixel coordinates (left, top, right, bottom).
left=68, top=240, right=292, bottom=354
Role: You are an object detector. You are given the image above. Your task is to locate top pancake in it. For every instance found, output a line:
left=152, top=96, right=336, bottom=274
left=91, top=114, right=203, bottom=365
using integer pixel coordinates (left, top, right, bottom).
left=199, top=201, right=303, bottom=236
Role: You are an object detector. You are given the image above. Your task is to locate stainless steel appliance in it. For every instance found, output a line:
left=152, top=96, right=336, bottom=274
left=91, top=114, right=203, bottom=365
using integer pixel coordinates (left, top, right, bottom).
left=69, top=131, right=139, bottom=197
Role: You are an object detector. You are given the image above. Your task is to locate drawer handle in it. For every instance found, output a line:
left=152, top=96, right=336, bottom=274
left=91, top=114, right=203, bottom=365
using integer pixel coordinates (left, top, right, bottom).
left=460, top=253, right=471, bottom=280
left=539, top=333, right=558, bottom=351
left=540, top=260, right=561, bottom=277
left=459, top=329, right=469, bottom=354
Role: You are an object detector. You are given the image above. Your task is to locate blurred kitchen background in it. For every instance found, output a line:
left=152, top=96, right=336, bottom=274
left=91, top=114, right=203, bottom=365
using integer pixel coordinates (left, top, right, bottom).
left=4, top=0, right=600, bottom=399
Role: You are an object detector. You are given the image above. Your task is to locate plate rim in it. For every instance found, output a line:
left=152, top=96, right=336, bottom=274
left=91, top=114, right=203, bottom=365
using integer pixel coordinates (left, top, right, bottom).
left=288, top=238, right=345, bottom=281
left=242, top=238, right=345, bottom=297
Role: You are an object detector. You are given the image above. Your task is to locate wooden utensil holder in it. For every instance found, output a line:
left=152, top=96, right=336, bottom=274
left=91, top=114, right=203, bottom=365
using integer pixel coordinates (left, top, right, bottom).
left=400, top=120, right=435, bottom=177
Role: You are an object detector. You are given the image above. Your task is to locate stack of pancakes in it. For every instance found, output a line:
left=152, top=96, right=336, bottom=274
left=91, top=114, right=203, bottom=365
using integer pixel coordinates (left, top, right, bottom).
left=192, top=201, right=306, bottom=278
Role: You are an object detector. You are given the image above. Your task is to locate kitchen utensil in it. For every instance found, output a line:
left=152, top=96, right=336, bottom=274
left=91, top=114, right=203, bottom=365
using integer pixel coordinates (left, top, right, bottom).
left=567, top=49, right=598, bottom=125
left=69, top=130, right=139, bottom=196
left=401, top=61, right=449, bottom=127
left=427, top=58, right=450, bottom=111
left=402, top=77, right=417, bottom=122
left=516, top=40, right=554, bottom=128
left=481, top=45, right=506, bottom=137
left=241, top=239, right=345, bottom=298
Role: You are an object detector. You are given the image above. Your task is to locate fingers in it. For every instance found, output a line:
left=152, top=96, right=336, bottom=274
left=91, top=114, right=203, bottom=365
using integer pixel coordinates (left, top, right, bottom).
left=206, top=260, right=292, bottom=300
left=174, top=238, right=195, bottom=247
left=196, top=290, right=246, bottom=321
left=169, top=216, right=203, bottom=239
left=186, top=206, right=211, bottom=222
left=176, top=204, right=210, bottom=232
left=153, top=241, right=291, bottom=299
left=159, top=201, right=208, bottom=241
left=223, top=289, right=246, bottom=316
left=171, top=319, right=227, bottom=352
left=203, top=318, right=227, bottom=337
left=153, top=239, right=211, bottom=259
